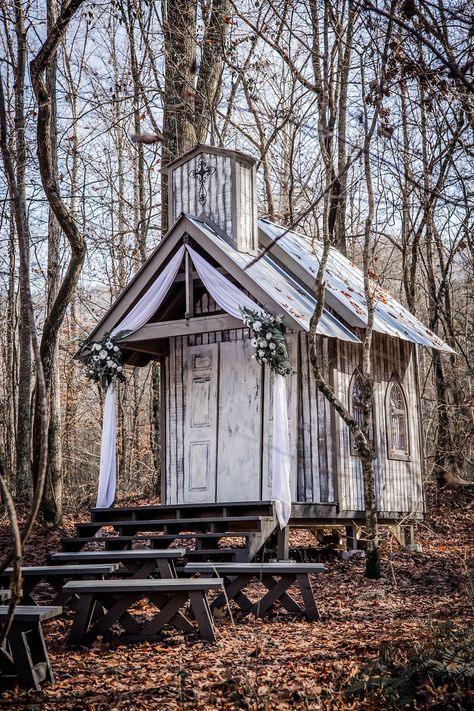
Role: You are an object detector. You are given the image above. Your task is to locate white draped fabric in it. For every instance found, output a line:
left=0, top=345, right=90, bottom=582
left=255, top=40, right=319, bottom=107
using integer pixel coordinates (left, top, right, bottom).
left=97, top=246, right=185, bottom=508
left=110, top=246, right=186, bottom=338
left=96, top=383, right=116, bottom=508
left=96, top=243, right=292, bottom=527
left=271, top=374, right=292, bottom=527
left=187, top=246, right=262, bottom=319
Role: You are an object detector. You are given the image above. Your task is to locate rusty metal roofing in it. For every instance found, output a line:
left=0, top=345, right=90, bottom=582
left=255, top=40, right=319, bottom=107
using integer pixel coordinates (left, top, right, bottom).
left=258, top=219, right=455, bottom=354
left=188, top=216, right=361, bottom=343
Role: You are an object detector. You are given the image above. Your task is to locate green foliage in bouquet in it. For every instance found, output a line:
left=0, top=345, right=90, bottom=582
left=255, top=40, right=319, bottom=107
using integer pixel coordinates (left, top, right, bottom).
left=78, top=333, right=127, bottom=388
left=240, top=307, right=293, bottom=377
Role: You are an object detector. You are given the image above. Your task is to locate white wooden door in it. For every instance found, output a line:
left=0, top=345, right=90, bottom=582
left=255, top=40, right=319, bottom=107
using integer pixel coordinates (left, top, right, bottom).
left=183, top=344, right=218, bottom=503
left=216, top=338, right=262, bottom=501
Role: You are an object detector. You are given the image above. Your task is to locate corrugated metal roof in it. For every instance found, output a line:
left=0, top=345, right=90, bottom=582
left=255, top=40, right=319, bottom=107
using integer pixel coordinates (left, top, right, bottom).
left=188, top=216, right=361, bottom=343
left=258, top=219, right=455, bottom=354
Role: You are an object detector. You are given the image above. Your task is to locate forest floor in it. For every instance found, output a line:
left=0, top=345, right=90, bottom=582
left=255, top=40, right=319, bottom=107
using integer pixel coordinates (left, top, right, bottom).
left=0, top=483, right=472, bottom=710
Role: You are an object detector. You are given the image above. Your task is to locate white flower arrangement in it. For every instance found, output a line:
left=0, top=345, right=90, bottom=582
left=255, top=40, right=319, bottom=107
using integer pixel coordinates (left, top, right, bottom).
left=78, top=333, right=126, bottom=388
left=240, top=307, right=293, bottom=376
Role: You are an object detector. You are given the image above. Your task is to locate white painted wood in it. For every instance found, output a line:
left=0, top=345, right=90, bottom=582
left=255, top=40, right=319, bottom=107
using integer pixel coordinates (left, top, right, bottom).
left=168, top=149, right=257, bottom=254
left=216, top=338, right=262, bottom=501
left=183, top=343, right=219, bottom=503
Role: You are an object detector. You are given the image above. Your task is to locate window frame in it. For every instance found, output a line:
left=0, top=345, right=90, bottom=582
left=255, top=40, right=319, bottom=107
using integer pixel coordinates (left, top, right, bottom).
left=385, top=377, right=411, bottom=461
left=348, top=370, right=376, bottom=458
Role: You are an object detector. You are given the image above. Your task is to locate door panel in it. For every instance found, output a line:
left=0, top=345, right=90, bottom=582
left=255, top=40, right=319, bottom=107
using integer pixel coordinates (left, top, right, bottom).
left=217, top=338, right=262, bottom=502
left=183, top=344, right=218, bottom=503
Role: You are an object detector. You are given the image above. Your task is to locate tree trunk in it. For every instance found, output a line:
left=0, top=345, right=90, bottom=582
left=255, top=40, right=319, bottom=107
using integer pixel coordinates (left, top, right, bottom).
left=12, top=0, right=32, bottom=503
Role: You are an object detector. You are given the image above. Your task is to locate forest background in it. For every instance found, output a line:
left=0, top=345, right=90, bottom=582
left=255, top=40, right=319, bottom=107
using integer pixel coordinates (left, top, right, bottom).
left=0, top=0, right=473, bottom=525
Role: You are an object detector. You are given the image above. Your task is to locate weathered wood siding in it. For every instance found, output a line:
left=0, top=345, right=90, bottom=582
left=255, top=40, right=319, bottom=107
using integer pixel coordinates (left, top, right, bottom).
left=165, top=329, right=298, bottom=504
left=297, top=334, right=335, bottom=503
left=166, top=325, right=424, bottom=515
left=331, top=332, right=424, bottom=515
left=170, top=151, right=257, bottom=253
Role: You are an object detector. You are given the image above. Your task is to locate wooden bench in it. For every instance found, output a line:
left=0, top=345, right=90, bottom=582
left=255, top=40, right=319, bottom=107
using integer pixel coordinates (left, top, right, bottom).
left=185, top=562, right=325, bottom=621
left=0, top=605, right=62, bottom=690
left=63, top=578, right=224, bottom=644
left=0, top=565, right=120, bottom=606
left=50, top=549, right=186, bottom=579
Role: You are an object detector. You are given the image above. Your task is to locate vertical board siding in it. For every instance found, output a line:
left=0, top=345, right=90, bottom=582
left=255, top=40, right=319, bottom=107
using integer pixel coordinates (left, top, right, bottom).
left=171, top=152, right=233, bottom=239
left=166, top=326, right=424, bottom=513
left=296, top=334, right=335, bottom=503
left=331, top=333, right=423, bottom=515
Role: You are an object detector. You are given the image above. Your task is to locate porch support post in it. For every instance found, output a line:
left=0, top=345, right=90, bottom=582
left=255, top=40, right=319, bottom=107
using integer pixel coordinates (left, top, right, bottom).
left=277, top=526, right=289, bottom=560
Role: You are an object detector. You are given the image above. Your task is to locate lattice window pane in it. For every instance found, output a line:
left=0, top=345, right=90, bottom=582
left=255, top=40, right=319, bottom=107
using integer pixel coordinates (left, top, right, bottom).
left=389, top=382, right=409, bottom=454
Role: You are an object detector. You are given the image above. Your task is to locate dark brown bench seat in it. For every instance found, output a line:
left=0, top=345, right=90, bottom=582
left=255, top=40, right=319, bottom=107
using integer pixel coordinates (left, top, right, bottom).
left=64, top=578, right=223, bottom=644
left=185, top=562, right=325, bottom=621
left=50, top=549, right=186, bottom=579
left=0, top=565, right=120, bottom=606
left=0, top=605, right=62, bottom=690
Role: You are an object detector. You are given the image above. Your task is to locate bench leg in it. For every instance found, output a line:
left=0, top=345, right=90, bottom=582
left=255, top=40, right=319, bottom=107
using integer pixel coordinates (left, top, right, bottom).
left=7, top=622, right=51, bottom=690
left=296, top=573, right=320, bottom=621
left=211, top=574, right=254, bottom=613
left=141, top=593, right=192, bottom=637
left=189, top=591, right=216, bottom=642
left=68, top=593, right=95, bottom=645
left=250, top=575, right=302, bottom=617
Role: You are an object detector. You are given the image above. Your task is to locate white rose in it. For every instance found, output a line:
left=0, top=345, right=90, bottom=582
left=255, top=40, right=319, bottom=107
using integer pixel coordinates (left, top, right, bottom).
left=269, top=342, right=276, bottom=350
left=92, top=355, right=99, bottom=362
left=99, top=349, right=107, bottom=359
left=258, top=349, right=265, bottom=358
left=266, top=332, right=272, bottom=340
left=93, top=343, right=101, bottom=351
left=117, top=366, right=123, bottom=373
left=253, top=321, right=262, bottom=332
left=113, top=345, right=119, bottom=352
left=251, top=338, right=258, bottom=347
left=106, top=360, right=113, bottom=367
left=259, top=339, right=266, bottom=347
left=106, top=341, right=113, bottom=350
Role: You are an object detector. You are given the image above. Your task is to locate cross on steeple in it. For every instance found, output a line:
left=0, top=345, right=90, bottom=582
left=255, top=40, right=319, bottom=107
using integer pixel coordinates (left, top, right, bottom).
left=189, top=156, right=216, bottom=206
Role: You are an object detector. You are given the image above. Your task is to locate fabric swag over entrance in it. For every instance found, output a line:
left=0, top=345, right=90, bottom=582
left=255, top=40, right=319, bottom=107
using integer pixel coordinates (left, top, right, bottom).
left=96, top=245, right=293, bottom=527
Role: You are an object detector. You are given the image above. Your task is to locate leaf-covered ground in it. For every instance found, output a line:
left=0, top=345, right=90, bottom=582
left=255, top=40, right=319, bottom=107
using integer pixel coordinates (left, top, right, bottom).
left=0, top=483, right=472, bottom=710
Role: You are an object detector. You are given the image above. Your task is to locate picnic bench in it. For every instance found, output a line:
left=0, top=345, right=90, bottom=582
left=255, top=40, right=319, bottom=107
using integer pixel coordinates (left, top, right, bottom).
left=0, top=565, right=119, bottom=606
left=50, top=549, right=186, bottom=579
left=63, top=578, right=224, bottom=644
left=0, top=605, right=62, bottom=690
left=185, top=562, right=325, bottom=621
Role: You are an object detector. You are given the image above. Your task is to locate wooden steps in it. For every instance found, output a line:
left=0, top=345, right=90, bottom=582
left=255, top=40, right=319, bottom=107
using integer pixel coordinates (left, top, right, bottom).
left=65, top=502, right=278, bottom=563
left=60, top=532, right=253, bottom=552
left=75, top=516, right=273, bottom=538
left=90, top=501, right=275, bottom=523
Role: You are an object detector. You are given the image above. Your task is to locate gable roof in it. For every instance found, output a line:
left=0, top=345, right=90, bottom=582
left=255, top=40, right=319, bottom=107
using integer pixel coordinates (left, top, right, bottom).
left=85, top=212, right=454, bottom=355
left=258, top=219, right=455, bottom=354
left=85, top=213, right=360, bottom=346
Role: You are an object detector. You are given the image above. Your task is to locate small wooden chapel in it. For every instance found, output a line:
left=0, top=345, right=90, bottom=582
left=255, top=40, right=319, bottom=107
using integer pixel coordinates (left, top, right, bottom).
left=79, top=143, right=454, bottom=557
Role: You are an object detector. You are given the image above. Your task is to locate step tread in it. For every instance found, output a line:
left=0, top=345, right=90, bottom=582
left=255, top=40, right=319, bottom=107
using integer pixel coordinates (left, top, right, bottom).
left=77, top=516, right=273, bottom=531
left=92, top=501, right=273, bottom=513
left=61, top=532, right=253, bottom=544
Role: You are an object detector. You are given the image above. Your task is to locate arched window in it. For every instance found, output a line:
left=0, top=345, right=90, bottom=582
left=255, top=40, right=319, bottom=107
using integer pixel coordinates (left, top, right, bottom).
left=350, top=371, right=374, bottom=455
left=386, top=380, right=410, bottom=459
